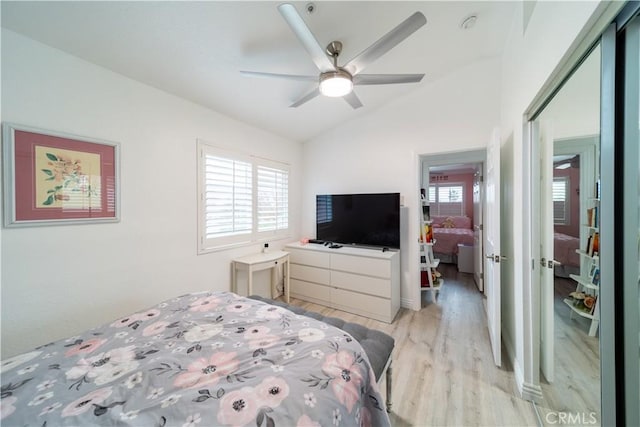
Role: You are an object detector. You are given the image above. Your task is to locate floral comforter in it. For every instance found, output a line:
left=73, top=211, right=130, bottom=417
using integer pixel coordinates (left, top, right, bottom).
left=1, top=291, right=390, bottom=426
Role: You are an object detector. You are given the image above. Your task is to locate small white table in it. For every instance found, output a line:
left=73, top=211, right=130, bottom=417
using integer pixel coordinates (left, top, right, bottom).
left=232, top=250, right=290, bottom=303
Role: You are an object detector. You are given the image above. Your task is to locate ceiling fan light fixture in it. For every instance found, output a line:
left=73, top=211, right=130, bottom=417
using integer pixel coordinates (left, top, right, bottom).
left=319, top=70, right=353, bottom=97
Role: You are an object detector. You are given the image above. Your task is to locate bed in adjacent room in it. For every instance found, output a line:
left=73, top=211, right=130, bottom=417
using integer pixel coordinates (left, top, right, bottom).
left=0, top=291, right=392, bottom=426
left=431, top=215, right=475, bottom=264
left=553, top=231, right=581, bottom=277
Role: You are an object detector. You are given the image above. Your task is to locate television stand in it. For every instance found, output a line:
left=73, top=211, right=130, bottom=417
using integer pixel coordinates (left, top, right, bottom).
left=284, top=242, right=400, bottom=323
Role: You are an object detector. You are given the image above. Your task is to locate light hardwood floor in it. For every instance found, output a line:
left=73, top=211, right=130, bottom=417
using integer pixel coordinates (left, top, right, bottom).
left=285, top=263, right=540, bottom=426
left=533, top=276, right=601, bottom=426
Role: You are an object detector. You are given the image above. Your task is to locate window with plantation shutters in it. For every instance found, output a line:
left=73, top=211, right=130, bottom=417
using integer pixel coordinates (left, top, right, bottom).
left=428, top=183, right=464, bottom=216
left=553, top=176, right=569, bottom=225
left=257, top=164, right=289, bottom=234
left=204, top=155, right=252, bottom=240
left=197, top=141, right=290, bottom=252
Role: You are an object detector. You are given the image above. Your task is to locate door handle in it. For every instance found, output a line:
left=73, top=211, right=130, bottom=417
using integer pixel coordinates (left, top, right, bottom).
left=540, top=258, right=560, bottom=269
left=486, top=254, right=506, bottom=263
left=547, top=259, right=560, bottom=269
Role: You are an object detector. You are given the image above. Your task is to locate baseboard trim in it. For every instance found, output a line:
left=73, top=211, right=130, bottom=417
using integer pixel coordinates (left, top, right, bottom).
left=520, top=380, right=544, bottom=402
left=501, top=326, right=543, bottom=402
left=401, top=298, right=417, bottom=311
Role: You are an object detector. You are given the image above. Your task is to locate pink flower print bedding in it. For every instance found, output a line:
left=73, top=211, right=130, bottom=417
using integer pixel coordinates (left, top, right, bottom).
left=0, top=291, right=390, bottom=426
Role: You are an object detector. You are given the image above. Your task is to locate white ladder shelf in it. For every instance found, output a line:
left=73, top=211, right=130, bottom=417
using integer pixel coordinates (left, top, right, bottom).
left=420, top=241, right=443, bottom=301
left=420, top=197, right=443, bottom=301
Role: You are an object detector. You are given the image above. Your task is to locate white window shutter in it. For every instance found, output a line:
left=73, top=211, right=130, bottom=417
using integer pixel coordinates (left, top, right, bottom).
left=552, top=177, right=569, bottom=225
left=429, top=183, right=464, bottom=216
left=204, top=155, right=252, bottom=239
left=197, top=141, right=290, bottom=252
left=257, top=164, right=289, bottom=233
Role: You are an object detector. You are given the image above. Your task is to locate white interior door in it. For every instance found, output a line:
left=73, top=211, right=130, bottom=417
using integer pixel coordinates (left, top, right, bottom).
left=473, top=169, right=484, bottom=292
left=539, top=120, right=555, bottom=382
left=485, top=128, right=502, bottom=367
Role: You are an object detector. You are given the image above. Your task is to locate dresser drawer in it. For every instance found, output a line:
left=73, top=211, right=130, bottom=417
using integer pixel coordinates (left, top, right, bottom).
left=291, top=279, right=331, bottom=302
left=331, top=270, right=390, bottom=298
left=290, top=263, right=330, bottom=285
left=289, top=248, right=330, bottom=268
left=331, top=288, right=391, bottom=322
left=331, top=253, right=390, bottom=278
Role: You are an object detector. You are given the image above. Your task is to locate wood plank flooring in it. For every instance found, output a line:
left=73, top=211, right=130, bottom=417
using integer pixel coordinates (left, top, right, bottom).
left=533, top=276, right=601, bottom=425
left=285, top=263, right=539, bottom=426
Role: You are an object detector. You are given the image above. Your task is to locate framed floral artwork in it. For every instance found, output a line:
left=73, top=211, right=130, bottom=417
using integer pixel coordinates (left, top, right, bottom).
left=3, top=123, right=120, bottom=227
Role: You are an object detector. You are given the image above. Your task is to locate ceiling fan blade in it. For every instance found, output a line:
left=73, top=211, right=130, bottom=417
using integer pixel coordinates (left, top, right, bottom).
left=240, top=71, right=317, bottom=82
left=343, top=91, right=363, bottom=109
left=278, top=3, right=335, bottom=73
left=354, top=73, right=424, bottom=85
left=290, top=87, right=321, bottom=108
left=343, top=12, right=426, bottom=76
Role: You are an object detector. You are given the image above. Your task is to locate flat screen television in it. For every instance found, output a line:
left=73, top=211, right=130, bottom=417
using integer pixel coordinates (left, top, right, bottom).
left=316, top=193, right=400, bottom=249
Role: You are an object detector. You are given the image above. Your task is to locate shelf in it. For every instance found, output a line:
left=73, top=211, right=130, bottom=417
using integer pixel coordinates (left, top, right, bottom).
left=575, top=249, right=599, bottom=261
left=421, top=278, right=443, bottom=291
left=419, top=240, right=436, bottom=246
left=569, top=274, right=599, bottom=290
left=587, top=197, right=600, bottom=203
left=581, top=224, right=599, bottom=232
left=420, top=260, right=440, bottom=269
left=563, top=298, right=595, bottom=319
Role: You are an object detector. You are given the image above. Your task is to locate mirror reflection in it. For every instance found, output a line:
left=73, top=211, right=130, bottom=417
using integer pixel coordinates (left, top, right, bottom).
left=534, top=44, right=601, bottom=424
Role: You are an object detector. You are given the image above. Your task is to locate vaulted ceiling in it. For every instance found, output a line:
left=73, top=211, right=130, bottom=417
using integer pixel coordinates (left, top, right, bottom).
left=2, top=1, right=516, bottom=142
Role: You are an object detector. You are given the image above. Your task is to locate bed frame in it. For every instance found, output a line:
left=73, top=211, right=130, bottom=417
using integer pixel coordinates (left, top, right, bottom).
left=248, top=295, right=395, bottom=412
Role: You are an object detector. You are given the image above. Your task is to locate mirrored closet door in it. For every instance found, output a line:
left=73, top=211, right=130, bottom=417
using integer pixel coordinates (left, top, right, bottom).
left=532, top=43, right=602, bottom=423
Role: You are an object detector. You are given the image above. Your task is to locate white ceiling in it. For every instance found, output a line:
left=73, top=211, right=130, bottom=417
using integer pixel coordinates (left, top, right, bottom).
left=1, top=1, right=516, bottom=142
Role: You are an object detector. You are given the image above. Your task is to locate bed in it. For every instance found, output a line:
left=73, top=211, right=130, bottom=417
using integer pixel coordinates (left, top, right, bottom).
left=0, top=291, right=393, bottom=426
left=431, top=215, right=475, bottom=264
left=554, top=232, right=581, bottom=277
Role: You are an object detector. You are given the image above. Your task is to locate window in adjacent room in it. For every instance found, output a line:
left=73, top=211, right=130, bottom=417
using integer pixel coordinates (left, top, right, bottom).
left=197, top=141, right=289, bottom=252
left=428, top=183, right=464, bottom=216
left=552, top=176, right=570, bottom=225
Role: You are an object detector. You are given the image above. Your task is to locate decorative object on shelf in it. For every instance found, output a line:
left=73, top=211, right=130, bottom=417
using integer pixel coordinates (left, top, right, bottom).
left=585, top=230, right=599, bottom=257
left=422, top=203, right=431, bottom=222
left=591, top=267, right=600, bottom=286
left=2, top=123, right=120, bottom=227
left=420, top=222, right=433, bottom=243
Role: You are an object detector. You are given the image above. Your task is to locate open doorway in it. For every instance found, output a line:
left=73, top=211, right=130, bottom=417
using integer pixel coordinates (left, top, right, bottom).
left=422, top=161, right=483, bottom=292
left=419, top=145, right=503, bottom=368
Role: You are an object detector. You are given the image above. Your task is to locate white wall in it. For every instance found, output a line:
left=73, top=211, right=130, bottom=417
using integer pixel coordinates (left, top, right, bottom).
left=499, top=0, right=604, bottom=397
left=302, top=57, right=502, bottom=310
left=0, top=30, right=303, bottom=358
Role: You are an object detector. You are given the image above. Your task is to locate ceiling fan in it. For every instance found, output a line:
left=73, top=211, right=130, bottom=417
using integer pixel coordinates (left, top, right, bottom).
left=240, top=3, right=427, bottom=109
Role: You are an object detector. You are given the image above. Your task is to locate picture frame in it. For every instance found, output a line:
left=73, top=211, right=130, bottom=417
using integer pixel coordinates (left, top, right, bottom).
left=2, top=123, right=120, bottom=227
left=589, top=262, right=598, bottom=278
left=591, top=267, right=600, bottom=286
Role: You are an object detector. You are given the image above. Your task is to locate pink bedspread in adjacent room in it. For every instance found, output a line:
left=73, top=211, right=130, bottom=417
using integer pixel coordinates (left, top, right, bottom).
left=554, top=232, right=581, bottom=267
left=433, top=228, right=475, bottom=255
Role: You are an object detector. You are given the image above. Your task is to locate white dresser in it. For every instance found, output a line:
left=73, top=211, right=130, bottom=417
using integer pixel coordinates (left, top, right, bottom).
left=284, top=242, right=400, bottom=323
